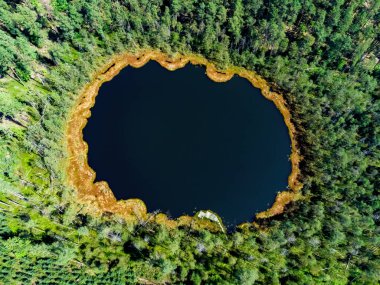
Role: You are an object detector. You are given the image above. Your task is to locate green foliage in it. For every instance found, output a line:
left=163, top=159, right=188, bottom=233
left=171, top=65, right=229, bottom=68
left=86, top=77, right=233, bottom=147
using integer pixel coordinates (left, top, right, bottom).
left=0, top=0, right=379, bottom=283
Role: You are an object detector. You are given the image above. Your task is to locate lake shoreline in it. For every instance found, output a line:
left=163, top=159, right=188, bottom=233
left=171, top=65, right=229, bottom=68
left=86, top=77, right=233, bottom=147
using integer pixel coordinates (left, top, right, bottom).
left=65, top=49, right=303, bottom=228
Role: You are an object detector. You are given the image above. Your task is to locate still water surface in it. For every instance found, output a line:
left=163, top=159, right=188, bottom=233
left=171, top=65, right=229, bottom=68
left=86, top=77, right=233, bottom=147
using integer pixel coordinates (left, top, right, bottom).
left=84, top=62, right=291, bottom=226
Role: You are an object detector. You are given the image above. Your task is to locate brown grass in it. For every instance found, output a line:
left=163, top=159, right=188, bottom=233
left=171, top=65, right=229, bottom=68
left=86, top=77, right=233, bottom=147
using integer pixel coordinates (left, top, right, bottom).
left=65, top=50, right=303, bottom=227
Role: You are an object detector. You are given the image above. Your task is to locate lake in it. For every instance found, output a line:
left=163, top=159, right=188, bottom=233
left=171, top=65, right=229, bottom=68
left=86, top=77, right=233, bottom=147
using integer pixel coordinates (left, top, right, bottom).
left=83, top=61, right=291, bottom=226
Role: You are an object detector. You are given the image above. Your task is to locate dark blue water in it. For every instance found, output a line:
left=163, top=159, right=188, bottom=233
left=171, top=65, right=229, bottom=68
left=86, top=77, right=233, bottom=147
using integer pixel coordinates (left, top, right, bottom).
left=83, top=62, right=291, bottom=226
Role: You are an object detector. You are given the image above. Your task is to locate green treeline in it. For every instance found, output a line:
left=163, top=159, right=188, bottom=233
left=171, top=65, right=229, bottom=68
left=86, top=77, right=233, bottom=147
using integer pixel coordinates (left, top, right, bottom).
left=0, top=0, right=379, bottom=284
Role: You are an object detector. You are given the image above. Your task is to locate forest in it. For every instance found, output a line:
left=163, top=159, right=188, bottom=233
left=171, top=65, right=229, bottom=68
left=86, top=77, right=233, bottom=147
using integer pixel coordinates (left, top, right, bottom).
left=0, top=0, right=379, bottom=284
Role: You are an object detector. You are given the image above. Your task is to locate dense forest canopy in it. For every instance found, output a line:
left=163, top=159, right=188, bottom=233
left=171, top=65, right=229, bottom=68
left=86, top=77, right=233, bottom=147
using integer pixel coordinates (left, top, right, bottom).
left=0, top=0, right=379, bottom=284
